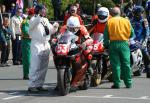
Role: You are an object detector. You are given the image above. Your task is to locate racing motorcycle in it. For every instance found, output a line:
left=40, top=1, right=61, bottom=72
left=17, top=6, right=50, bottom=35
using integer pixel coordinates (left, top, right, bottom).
left=90, top=33, right=112, bottom=86
left=130, top=41, right=144, bottom=76
left=52, top=31, right=92, bottom=96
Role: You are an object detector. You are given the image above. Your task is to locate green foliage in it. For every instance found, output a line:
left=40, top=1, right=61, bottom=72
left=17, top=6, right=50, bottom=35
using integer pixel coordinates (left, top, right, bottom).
left=80, top=0, right=115, bottom=15
left=39, top=0, right=75, bottom=19
left=39, top=0, right=115, bottom=18
left=100, top=0, right=116, bottom=8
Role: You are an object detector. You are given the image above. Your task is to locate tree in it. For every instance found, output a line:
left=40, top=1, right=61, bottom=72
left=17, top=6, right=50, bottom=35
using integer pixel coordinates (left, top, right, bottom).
left=133, top=0, right=142, bottom=6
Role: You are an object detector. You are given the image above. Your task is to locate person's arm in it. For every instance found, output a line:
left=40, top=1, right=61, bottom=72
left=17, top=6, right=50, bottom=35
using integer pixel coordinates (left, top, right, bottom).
left=129, top=23, right=135, bottom=39
left=44, top=18, right=59, bottom=35
left=143, top=19, right=149, bottom=38
left=103, top=24, right=110, bottom=48
left=0, top=29, right=7, bottom=45
left=10, top=17, right=16, bottom=40
left=80, top=25, right=93, bottom=45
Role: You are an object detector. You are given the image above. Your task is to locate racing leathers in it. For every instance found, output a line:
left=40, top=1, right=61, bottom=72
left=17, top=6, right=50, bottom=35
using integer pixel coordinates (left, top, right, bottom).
left=130, top=17, right=150, bottom=78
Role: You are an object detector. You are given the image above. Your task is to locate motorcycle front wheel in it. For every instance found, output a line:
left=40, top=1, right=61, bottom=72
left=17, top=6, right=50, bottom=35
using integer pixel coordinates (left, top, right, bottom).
left=79, top=73, right=91, bottom=90
left=57, top=69, right=71, bottom=96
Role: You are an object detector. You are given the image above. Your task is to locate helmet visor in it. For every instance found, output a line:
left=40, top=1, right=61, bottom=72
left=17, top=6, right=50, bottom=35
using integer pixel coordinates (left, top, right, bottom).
left=98, top=11, right=108, bottom=20
left=67, top=27, right=80, bottom=33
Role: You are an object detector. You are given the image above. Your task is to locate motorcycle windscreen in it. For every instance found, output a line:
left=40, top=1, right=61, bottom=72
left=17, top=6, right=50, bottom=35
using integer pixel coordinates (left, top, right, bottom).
left=91, top=33, right=104, bottom=42
left=56, top=31, right=78, bottom=55
left=58, top=31, right=77, bottom=44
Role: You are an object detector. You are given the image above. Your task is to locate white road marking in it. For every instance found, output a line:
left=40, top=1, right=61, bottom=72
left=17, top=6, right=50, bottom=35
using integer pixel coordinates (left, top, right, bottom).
left=0, top=92, right=5, bottom=95
left=68, top=95, right=150, bottom=101
left=103, top=95, right=113, bottom=98
left=2, top=96, right=22, bottom=100
left=139, top=96, right=149, bottom=99
left=8, top=92, right=18, bottom=95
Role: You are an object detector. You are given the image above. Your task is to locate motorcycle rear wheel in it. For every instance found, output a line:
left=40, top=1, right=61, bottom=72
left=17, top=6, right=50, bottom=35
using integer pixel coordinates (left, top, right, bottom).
left=57, top=69, right=71, bottom=96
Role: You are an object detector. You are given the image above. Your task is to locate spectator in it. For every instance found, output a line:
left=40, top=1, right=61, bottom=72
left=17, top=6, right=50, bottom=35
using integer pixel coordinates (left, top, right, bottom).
left=104, top=7, right=134, bottom=88
left=145, top=0, right=150, bottom=27
left=63, top=5, right=83, bottom=25
left=1, top=5, right=11, bottom=20
left=124, top=0, right=134, bottom=19
left=8, top=3, right=16, bottom=17
left=28, top=4, right=59, bottom=93
left=22, top=8, right=29, bottom=19
left=21, top=8, right=34, bottom=80
left=74, top=2, right=83, bottom=16
left=0, top=7, right=3, bottom=44
left=0, top=17, right=12, bottom=67
left=51, top=0, right=62, bottom=20
left=95, top=3, right=102, bottom=14
left=10, top=8, right=23, bottom=65
left=0, top=7, right=2, bottom=27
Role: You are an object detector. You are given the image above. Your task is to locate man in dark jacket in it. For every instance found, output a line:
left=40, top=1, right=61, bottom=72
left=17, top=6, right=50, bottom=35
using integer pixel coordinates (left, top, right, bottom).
left=51, top=0, right=62, bottom=20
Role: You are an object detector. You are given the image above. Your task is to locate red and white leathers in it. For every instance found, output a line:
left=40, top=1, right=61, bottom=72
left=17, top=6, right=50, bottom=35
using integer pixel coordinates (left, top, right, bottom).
left=60, top=25, right=93, bottom=46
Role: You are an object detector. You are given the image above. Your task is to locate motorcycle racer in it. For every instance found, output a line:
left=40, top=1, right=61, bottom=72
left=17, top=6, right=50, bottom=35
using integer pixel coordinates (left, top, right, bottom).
left=90, top=7, right=110, bottom=34
left=130, top=6, right=150, bottom=78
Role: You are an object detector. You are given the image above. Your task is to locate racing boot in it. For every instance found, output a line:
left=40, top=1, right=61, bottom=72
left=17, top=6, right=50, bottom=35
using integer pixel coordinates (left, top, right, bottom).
left=87, top=61, right=93, bottom=75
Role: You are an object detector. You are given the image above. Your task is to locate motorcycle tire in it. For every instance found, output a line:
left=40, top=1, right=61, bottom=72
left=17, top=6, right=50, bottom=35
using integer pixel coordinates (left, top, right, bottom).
left=79, top=73, right=91, bottom=90
left=57, top=69, right=71, bottom=96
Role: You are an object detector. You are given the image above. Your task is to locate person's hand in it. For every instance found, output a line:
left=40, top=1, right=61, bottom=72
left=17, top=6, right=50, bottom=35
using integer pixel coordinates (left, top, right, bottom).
left=51, top=38, right=57, bottom=45
left=79, top=43, right=86, bottom=50
left=53, top=22, right=59, bottom=29
left=5, top=42, right=8, bottom=47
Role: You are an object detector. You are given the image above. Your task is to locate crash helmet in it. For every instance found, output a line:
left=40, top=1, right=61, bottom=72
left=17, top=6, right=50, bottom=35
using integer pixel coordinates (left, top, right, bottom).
left=97, top=7, right=109, bottom=23
left=67, top=16, right=80, bottom=33
left=132, top=6, right=144, bottom=19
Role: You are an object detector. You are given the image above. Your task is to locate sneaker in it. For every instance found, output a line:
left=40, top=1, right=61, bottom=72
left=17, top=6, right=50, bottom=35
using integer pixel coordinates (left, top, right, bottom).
left=111, top=85, right=120, bottom=89
left=37, top=87, right=48, bottom=91
left=54, top=85, right=59, bottom=91
left=126, top=85, right=132, bottom=88
left=23, top=76, right=29, bottom=80
left=0, top=63, right=6, bottom=67
left=5, top=62, right=11, bottom=66
left=28, top=87, right=40, bottom=93
left=146, top=72, right=150, bottom=78
left=13, top=61, right=19, bottom=65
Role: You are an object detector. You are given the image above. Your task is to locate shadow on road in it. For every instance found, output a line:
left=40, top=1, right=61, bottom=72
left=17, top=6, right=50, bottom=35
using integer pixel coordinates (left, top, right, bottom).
left=0, top=83, right=63, bottom=97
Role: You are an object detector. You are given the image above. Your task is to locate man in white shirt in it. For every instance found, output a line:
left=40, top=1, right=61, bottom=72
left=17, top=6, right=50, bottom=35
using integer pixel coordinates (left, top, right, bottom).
left=28, top=4, right=59, bottom=93
left=10, top=8, right=23, bottom=65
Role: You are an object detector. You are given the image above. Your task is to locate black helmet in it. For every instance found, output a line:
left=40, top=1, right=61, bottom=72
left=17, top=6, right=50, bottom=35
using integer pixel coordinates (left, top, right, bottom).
left=34, top=4, right=45, bottom=14
left=132, top=6, right=144, bottom=17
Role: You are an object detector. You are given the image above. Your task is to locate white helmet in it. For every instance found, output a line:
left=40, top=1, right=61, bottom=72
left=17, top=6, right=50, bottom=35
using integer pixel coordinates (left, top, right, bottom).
left=97, top=7, right=109, bottom=23
left=67, top=16, right=80, bottom=33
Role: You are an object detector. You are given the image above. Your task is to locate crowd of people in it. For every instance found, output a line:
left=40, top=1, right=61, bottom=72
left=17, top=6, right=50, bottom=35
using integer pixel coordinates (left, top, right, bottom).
left=0, top=0, right=150, bottom=93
